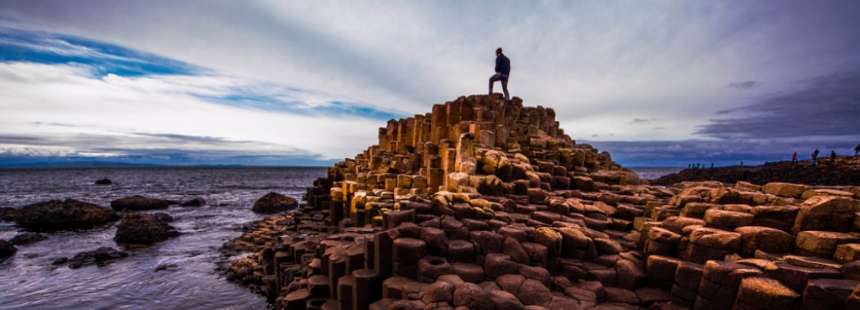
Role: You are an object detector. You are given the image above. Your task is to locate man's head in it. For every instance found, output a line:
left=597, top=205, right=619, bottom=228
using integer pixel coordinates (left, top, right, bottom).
left=496, top=47, right=503, bottom=56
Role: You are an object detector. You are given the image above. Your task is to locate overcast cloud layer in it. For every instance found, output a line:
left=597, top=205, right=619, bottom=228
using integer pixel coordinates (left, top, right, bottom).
left=1, top=1, right=859, bottom=167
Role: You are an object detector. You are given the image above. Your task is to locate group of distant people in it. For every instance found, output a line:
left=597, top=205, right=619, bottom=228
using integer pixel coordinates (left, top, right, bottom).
left=687, top=163, right=714, bottom=169
left=792, top=145, right=860, bottom=166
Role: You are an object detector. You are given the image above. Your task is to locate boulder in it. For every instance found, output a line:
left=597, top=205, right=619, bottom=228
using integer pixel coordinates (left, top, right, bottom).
left=792, top=196, right=859, bottom=233
left=734, top=226, right=794, bottom=256
left=114, top=212, right=178, bottom=244
left=55, top=246, right=128, bottom=268
left=179, top=197, right=206, bottom=207
left=111, top=195, right=170, bottom=211
left=734, top=277, right=799, bottom=309
left=795, top=230, right=860, bottom=257
left=689, top=227, right=742, bottom=250
left=453, top=282, right=493, bottom=309
left=421, top=280, right=454, bottom=304
left=13, top=199, right=117, bottom=232
left=835, top=243, right=860, bottom=262
left=762, top=182, right=809, bottom=198
left=252, top=192, right=298, bottom=213
left=802, top=278, right=858, bottom=310
left=703, top=208, right=753, bottom=228
left=0, top=239, right=16, bottom=261
left=750, top=205, right=798, bottom=232
left=802, top=188, right=856, bottom=200
left=94, top=178, right=112, bottom=185
left=488, top=289, right=524, bottom=310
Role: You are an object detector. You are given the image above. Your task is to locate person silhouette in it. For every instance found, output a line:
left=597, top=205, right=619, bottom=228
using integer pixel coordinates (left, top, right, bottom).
left=489, top=47, right=511, bottom=101
left=812, top=148, right=820, bottom=167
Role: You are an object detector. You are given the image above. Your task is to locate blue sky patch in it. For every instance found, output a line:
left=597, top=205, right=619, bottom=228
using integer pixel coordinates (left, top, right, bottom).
left=0, top=27, right=198, bottom=77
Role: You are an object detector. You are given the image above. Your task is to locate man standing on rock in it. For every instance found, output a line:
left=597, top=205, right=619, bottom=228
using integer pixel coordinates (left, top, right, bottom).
left=489, top=47, right=511, bottom=101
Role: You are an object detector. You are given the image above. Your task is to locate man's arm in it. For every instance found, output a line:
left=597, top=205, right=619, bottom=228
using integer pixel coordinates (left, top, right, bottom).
left=495, top=56, right=502, bottom=73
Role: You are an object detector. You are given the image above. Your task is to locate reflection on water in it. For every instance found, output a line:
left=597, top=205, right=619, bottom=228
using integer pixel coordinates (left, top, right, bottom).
left=0, top=167, right=326, bottom=310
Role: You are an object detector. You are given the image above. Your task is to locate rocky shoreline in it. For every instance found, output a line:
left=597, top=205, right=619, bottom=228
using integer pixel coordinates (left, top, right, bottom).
left=653, top=157, right=860, bottom=186
left=220, top=94, right=860, bottom=310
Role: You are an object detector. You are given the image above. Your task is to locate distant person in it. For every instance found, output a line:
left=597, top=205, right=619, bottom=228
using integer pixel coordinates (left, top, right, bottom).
left=831, top=150, right=837, bottom=162
left=855, top=144, right=860, bottom=156
left=710, top=163, right=714, bottom=169
left=792, top=152, right=798, bottom=164
left=812, top=148, right=820, bottom=167
left=740, top=161, right=744, bottom=167
left=489, top=47, right=511, bottom=101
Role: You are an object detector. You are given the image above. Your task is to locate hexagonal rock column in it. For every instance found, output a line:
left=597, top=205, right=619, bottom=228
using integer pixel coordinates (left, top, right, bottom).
left=393, top=237, right=427, bottom=278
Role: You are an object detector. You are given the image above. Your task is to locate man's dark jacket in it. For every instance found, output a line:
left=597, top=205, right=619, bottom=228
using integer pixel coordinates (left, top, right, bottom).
left=495, top=54, right=511, bottom=75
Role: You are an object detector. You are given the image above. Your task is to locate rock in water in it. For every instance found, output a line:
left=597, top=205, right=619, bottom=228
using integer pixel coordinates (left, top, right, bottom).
left=111, top=195, right=170, bottom=211
left=95, top=178, right=112, bottom=185
left=179, top=197, right=206, bottom=207
left=13, top=199, right=117, bottom=232
left=10, top=232, right=47, bottom=245
left=114, top=212, right=179, bottom=244
left=0, top=239, right=16, bottom=261
left=252, top=192, right=298, bottom=214
left=62, top=247, right=129, bottom=268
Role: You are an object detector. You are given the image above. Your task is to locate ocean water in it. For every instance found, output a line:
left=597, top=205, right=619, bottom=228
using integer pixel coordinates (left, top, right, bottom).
left=0, top=167, right=327, bottom=310
left=628, top=167, right=683, bottom=180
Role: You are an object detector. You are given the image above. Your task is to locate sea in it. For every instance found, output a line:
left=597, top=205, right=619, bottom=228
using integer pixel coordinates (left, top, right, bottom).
left=0, top=167, right=327, bottom=310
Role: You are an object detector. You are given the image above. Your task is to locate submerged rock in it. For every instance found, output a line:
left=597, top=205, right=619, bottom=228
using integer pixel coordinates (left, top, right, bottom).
left=114, top=212, right=178, bottom=244
left=10, top=232, right=47, bottom=245
left=56, top=247, right=129, bottom=268
left=111, top=195, right=171, bottom=211
left=95, top=178, right=113, bottom=185
left=252, top=192, right=298, bottom=214
left=180, top=197, right=206, bottom=207
left=13, top=199, right=117, bottom=232
left=0, top=239, right=16, bottom=261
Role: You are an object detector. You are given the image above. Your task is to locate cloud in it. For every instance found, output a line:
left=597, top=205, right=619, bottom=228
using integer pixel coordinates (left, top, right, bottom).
left=0, top=27, right=414, bottom=166
left=727, top=80, right=758, bottom=89
left=4, top=1, right=860, bottom=143
left=699, top=69, right=860, bottom=139
left=1, top=2, right=860, bottom=167
left=0, top=60, right=393, bottom=162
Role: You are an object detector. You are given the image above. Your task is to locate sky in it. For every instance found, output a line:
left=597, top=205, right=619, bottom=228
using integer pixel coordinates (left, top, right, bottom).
left=0, top=1, right=859, bottom=167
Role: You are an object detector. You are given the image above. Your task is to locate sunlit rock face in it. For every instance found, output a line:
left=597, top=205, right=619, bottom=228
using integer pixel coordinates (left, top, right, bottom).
left=221, top=94, right=860, bottom=310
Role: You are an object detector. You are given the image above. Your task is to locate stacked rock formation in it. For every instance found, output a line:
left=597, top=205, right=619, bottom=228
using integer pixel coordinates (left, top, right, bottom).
left=223, top=94, right=860, bottom=310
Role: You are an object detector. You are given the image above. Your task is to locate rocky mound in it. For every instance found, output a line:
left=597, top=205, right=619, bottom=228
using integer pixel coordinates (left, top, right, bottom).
left=114, top=212, right=178, bottom=244
left=111, top=195, right=171, bottom=211
left=654, top=157, right=860, bottom=186
left=95, top=178, right=112, bottom=185
left=13, top=199, right=117, bottom=232
left=252, top=192, right=298, bottom=214
left=222, top=94, right=860, bottom=310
